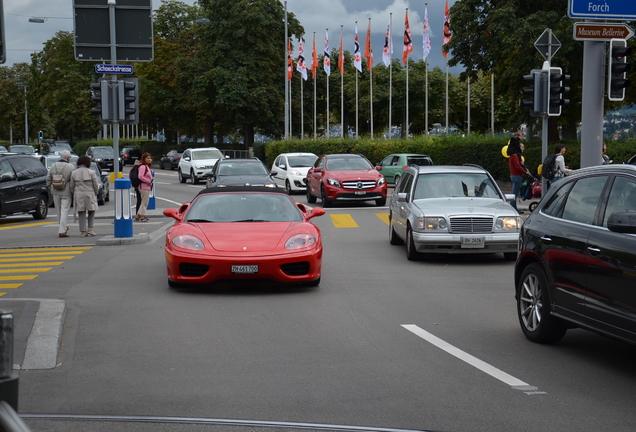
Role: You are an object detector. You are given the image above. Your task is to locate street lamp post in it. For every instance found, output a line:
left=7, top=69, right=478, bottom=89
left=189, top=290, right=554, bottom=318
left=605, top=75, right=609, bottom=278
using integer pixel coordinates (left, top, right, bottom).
left=15, top=83, right=28, bottom=144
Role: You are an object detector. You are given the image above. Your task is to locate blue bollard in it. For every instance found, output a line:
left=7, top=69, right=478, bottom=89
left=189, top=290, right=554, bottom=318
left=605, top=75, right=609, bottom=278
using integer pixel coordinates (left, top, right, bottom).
left=148, top=171, right=156, bottom=210
left=114, top=178, right=133, bottom=238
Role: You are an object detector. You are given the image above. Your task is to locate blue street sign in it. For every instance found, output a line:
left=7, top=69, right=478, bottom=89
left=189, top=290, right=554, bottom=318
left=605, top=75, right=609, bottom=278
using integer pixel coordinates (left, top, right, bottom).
left=569, top=0, right=636, bottom=20
left=94, top=64, right=134, bottom=75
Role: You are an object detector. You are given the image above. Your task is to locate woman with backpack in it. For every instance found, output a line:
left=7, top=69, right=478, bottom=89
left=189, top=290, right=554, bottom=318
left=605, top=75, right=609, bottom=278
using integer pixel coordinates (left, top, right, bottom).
left=549, top=144, right=572, bottom=186
left=135, top=153, right=154, bottom=222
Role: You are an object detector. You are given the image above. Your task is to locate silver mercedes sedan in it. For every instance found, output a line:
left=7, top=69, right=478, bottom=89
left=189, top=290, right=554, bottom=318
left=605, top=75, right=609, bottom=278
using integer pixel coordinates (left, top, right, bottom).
left=388, top=165, right=521, bottom=261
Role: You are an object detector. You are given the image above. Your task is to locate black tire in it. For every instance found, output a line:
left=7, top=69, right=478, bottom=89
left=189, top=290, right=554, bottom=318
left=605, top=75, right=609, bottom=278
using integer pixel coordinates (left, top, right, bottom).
left=394, top=175, right=400, bottom=187
left=178, top=169, right=186, bottom=183
left=389, top=216, right=404, bottom=245
left=306, top=186, right=317, bottom=203
left=504, top=252, right=518, bottom=261
left=160, top=161, right=166, bottom=170
left=406, top=225, right=423, bottom=261
left=321, top=187, right=333, bottom=208
left=376, top=197, right=387, bottom=206
left=285, top=180, right=292, bottom=195
left=105, top=188, right=110, bottom=202
left=529, top=201, right=538, bottom=212
left=191, top=170, right=199, bottom=185
left=517, top=263, right=567, bottom=344
left=304, top=276, right=321, bottom=287
left=97, top=190, right=105, bottom=206
left=33, top=195, right=48, bottom=220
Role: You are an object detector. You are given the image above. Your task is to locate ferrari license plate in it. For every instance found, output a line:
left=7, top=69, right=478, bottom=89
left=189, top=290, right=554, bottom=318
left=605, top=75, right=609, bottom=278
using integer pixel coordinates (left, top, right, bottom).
left=460, top=236, right=485, bottom=248
left=354, top=191, right=366, bottom=195
left=232, top=265, right=258, bottom=274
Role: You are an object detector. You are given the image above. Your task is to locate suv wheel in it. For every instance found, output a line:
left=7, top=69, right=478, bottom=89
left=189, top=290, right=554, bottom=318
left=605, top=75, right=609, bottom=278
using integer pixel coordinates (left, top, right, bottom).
left=178, top=169, right=186, bottom=183
left=389, top=216, right=404, bottom=245
left=321, top=186, right=332, bottom=208
left=517, top=263, right=567, bottom=344
left=191, top=170, right=199, bottom=185
left=33, top=195, right=48, bottom=220
left=406, top=225, right=423, bottom=261
left=306, top=186, right=316, bottom=203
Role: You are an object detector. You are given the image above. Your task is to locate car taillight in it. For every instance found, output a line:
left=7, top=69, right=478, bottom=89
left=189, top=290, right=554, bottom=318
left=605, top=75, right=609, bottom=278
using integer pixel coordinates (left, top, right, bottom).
left=402, top=165, right=408, bottom=170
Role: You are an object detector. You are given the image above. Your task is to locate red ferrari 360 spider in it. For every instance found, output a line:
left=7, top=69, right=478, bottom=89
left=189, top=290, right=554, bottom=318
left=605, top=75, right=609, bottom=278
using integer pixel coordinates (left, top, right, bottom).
left=163, top=186, right=326, bottom=287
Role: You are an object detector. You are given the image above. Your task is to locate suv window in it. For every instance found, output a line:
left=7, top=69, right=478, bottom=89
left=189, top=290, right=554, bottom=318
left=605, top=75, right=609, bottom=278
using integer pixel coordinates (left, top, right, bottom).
left=561, top=176, right=609, bottom=225
left=602, top=176, right=636, bottom=227
left=0, top=160, right=17, bottom=182
left=10, top=156, right=47, bottom=180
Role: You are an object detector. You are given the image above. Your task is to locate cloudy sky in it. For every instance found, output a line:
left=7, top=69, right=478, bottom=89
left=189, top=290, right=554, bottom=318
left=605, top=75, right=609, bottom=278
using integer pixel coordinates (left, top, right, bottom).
left=3, top=0, right=459, bottom=71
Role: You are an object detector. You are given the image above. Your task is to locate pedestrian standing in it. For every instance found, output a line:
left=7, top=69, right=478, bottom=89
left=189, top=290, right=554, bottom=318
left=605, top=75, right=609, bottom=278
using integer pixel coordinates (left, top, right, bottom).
left=46, top=150, right=75, bottom=237
left=135, top=153, right=153, bottom=222
left=602, top=142, right=611, bottom=165
left=132, top=159, right=142, bottom=219
left=70, top=156, right=99, bottom=237
left=549, top=143, right=572, bottom=186
left=507, top=132, right=527, bottom=212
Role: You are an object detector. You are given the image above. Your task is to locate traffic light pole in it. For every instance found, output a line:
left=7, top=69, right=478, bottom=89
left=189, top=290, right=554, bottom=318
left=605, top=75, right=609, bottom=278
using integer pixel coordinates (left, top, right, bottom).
left=580, top=38, right=605, bottom=168
left=109, top=0, right=120, bottom=182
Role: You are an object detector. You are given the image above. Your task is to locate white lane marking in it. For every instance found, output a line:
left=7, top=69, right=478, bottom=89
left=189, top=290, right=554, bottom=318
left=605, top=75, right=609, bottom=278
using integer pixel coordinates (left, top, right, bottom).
left=402, top=324, right=544, bottom=393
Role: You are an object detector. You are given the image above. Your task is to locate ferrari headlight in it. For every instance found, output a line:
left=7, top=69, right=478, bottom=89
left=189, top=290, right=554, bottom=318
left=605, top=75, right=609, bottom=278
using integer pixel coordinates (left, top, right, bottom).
left=327, top=178, right=341, bottom=187
left=378, top=177, right=386, bottom=186
left=495, top=216, right=520, bottom=231
left=171, top=234, right=205, bottom=251
left=424, top=217, right=448, bottom=231
left=285, top=233, right=317, bottom=250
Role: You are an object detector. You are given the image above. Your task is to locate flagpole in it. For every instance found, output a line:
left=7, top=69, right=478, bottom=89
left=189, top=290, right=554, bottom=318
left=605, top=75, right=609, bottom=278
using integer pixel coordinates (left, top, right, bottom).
left=289, top=41, right=293, bottom=138
left=389, top=13, right=392, bottom=139
left=425, top=61, right=428, bottom=135
left=423, top=3, right=430, bottom=136
left=467, top=74, right=470, bottom=136
left=313, top=32, right=317, bottom=140
left=284, top=2, right=288, bottom=140
left=445, top=58, right=449, bottom=133
left=326, top=28, right=330, bottom=139
left=301, top=76, right=304, bottom=139
left=491, top=73, right=495, bottom=137
left=404, top=9, right=408, bottom=139
left=340, top=25, right=344, bottom=139
left=355, top=21, right=359, bottom=139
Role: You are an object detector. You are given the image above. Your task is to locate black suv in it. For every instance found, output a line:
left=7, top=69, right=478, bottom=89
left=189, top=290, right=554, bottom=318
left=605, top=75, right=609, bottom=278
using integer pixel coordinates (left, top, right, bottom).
left=205, top=158, right=277, bottom=189
left=120, top=146, right=142, bottom=166
left=86, top=146, right=119, bottom=171
left=0, top=153, right=50, bottom=219
left=515, top=164, right=636, bottom=346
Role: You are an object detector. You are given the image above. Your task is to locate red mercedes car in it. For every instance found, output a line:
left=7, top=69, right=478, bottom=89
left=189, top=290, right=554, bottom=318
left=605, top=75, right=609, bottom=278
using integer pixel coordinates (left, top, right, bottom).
left=163, top=187, right=325, bottom=287
left=306, top=154, right=388, bottom=207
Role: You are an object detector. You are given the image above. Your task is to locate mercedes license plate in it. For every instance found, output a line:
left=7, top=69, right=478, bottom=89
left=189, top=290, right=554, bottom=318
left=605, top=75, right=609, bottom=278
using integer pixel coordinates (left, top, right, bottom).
left=354, top=191, right=366, bottom=195
left=460, top=236, right=485, bottom=248
left=232, top=265, right=258, bottom=274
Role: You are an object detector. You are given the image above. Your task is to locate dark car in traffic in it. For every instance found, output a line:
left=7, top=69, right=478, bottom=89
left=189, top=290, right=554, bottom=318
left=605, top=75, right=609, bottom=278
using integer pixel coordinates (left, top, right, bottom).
left=0, top=153, right=50, bottom=219
left=86, top=146, right=119, bottom=171
left=515, top=164, right=636, bottom=346
left=160, top=150, right=182, bottom=170
left=120, top=146, right=142, bottom=166
left=7, top=145, right=35, bottom=155
left=89, top=162, right=110, bottom=205
left=205, top=158, right=278, bottom=189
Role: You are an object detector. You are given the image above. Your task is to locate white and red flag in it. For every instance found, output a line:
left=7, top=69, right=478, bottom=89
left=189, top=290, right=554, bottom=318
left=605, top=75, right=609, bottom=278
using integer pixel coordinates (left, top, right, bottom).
left=402, top=10, right=413, bottom=65
left=297, top=40, right=307, bottom=80
left=423, top=5, right=431, bottom=60
left=323, top=30, right=331, bottom=76
left=382, top=18, right=392, bottom=67
left=353, top=24, right=362, bottom=72
left=287, top=39, right=293, bottom=81
left=442, top=0, right=452, bottom=58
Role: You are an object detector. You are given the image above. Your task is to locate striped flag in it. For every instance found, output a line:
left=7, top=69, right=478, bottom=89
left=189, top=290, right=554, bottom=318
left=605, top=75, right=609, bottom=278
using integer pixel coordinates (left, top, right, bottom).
left=312, top=33, right=318, bottom=79
left=323, top=30, right=331, bottom=76
left=442, top=0, right=451, bottom=58
left=353, top=24, right=362, bottom=72
left=364, top=20, right=373, bottom=71
left=382, top=18, right=392, bottom=67
left=287, top=39, right=293, bottom=81
left=297, top=40, right=307, bottom=80
left=423, top=5, right=431, bottom=60
left=338, top=29, right=345, bottom=75
left=402, top=10, right=413, bottom=65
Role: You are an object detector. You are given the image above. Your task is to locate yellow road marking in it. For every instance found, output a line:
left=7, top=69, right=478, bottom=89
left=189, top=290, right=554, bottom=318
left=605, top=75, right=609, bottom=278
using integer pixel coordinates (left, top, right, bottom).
left=0, top=262, right=62, bottom=267
left=0, top=284, right=25, bottom=288
left=0, top=222, right=54, bottom=230
left=376, top=213, right=390, bottom=225
left=0, top=275, right=39, bottom=281
left=330, top=214, right=359, bottom=228
left=0, top=247, right=92, bottom=252
left=0, top=268, right=51, bottom=273
left=0, top=293, right=5, bottom=297
left=0, top=257, right=76, bottom=263
left=0, top=251, right=86, bottom=258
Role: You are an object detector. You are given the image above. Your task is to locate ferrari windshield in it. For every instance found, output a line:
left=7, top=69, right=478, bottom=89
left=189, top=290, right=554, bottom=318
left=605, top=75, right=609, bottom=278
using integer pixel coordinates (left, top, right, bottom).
left=413, top=173, right=501, bottom=199
left=186, top=192, right=302, bottom=222
left=325, top=157, right=373, bottom=170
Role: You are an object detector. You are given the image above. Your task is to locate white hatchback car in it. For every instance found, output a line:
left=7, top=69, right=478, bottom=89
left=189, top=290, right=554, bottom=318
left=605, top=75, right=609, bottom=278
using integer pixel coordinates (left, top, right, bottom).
left=178, top=147, right=226, bottom=184
left=270, top=152, right=318, bottom=194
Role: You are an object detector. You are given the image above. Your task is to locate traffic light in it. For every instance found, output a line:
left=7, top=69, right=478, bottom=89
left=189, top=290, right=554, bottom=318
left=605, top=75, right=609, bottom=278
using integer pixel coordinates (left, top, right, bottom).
left=547, top=67, right=570, bottom=117
left=90, top=78, right=112, bottom=124
left=38, top=130, right=43, bottom=140
left=607, top=38, right=632, bottom=102
left=119, top=78, right=138, bottom=125
left=522, top=69, right=546, bottom=116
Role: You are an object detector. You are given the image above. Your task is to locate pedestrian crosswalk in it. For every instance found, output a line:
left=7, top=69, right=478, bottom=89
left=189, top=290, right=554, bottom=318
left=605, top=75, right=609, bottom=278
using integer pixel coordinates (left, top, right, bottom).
left=325, top=212, right=390, bottom=228
left=0, top=247, right=92, bottom=295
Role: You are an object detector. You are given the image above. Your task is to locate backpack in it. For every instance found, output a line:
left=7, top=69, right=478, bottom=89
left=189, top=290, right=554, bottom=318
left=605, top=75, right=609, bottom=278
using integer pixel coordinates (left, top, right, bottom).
left=541, top=154, right=558, bottom=180
left=51, top=174, right=67, bottom=191
left=129, top=164, right=141, bottom=188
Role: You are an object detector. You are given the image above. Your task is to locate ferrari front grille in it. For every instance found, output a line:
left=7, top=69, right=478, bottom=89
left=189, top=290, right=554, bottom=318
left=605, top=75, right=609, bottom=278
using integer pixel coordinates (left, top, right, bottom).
left=280, top=261, right=310, bottom=276
left=180, top=263, right=209, bottom=277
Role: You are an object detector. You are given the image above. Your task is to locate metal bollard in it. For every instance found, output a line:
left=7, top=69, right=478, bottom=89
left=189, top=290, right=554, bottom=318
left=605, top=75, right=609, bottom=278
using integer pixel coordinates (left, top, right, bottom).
left=0, top=311, right=19, bottom=412
left=114, top=178, right=133, bottom=238
left=147, top=171, right=156, bottom=210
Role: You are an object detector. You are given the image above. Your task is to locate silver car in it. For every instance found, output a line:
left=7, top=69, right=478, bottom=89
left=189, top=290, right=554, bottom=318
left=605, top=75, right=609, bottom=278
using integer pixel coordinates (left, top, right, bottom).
left=388, top=165, right=520, bottom=261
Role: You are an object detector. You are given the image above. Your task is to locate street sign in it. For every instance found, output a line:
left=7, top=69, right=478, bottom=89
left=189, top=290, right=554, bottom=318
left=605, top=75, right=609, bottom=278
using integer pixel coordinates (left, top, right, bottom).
left=568, top=0, right=636, bottom=20
left=573, top=22, right=634, bottom=41
left=73, top=0, right=153, bottom=62
left=95, top=64, right=134, bottom=74
left=534, top=29, right=561, bottom=61
left=0, top=0, right=5, bottom=64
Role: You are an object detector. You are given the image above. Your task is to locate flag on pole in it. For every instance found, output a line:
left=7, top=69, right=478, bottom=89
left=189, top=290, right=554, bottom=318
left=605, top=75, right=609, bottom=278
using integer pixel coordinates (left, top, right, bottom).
left=423, top=5, right=431, bottom=60
left=364, top=20, right=374, bottom=71
left=323, top=30, right=331, bottom=76
left=297, top=40, right=307, bottom=80
left=338, top=29, right=345, bottom=75
left=353, top=24, right=362, bottom=72
left=442, top=0, right=451, bottom=58
left=312, top=33, right=318, bottom=79
left=287, top=39, right=293, bottom=81
left=382, top=18, right=392, bottom=67
left=402, top=10, right=413, bottom=65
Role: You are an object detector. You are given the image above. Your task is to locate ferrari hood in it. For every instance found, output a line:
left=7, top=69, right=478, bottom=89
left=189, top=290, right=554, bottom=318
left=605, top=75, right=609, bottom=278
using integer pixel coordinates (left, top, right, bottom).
left=199, top=222, right=292, bottom=252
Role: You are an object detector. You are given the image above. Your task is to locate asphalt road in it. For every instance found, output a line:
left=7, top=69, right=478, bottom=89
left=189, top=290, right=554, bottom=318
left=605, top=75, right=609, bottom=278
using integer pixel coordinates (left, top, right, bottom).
left=0, top=167, right=634, bottom=432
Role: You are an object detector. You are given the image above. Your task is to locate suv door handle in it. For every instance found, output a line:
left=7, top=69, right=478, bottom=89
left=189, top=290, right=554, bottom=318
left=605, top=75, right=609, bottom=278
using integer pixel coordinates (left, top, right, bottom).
left=540, top=236, right=552, bottom=242
left=587, top=246, right=601, bottom=253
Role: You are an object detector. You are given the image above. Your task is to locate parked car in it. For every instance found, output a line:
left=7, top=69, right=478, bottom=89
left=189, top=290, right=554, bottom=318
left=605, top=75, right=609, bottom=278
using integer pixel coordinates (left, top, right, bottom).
left=306, top=153, right=388, bottom=207
left=40, top=141, right=75, bottom=156
left=514, top=164, right=636, bottom=346
left=162, top=186, right=326, bottom=287
left=178, top=147, right=226, bottom=184
left=86, top=146, right=119, bottom=171
left=120, top=146, right=142, bottom=166
left=271, top=152, right=318, bottom=194
left=377, top=153, right=433, bottom=185
left=388, top=165, right=520, bottom=261
left=8, top=145, right=35, bottom=155
left=0, top=153, right=50, bottom=219
left=160, top=150, right=182, bottom=170
left=205, top=158, right=277, bottom=189
left=39, top=154, right=79, bottom=170
left=0, top=146, right=7, bottom=153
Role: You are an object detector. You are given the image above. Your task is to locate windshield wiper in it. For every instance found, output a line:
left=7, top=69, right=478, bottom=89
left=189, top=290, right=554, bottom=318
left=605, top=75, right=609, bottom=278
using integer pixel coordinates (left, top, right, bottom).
left=233, top=219, right=267, bottom=222
left=187, top=219, right=214, bottom=223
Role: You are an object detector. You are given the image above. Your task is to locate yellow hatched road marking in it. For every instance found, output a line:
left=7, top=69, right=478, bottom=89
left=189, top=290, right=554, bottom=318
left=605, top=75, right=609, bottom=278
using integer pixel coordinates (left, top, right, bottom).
left=0, top=268, right=52, bottom=273
left=0, top=257, right=76, bottom=263
left=0, top=247, right=92, bottom=252
left=376, top=213, right=390, bottom=225
left=0, top=275, right=39, bottom=281
left=0, top=251, right=86, bottom=258
left=0, top=284, right=22, bottom=289
left=330, top=214, right=359, bottom=228
left=0, top=222, right=54, bottom=230
left=0, top=262, right=62, bottom=267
